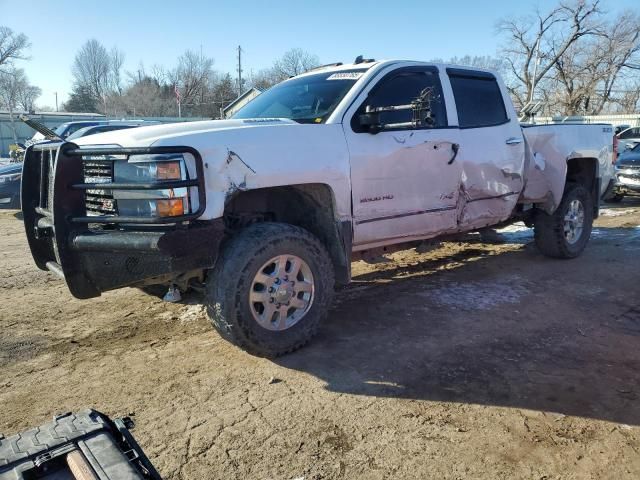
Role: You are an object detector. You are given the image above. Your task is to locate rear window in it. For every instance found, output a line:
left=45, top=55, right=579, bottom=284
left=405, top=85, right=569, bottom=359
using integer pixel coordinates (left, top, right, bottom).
left=448, top=71, right=508, bottom=128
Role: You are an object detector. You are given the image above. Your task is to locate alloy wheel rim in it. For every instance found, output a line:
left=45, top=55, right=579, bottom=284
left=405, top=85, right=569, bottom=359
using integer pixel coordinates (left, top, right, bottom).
left=563, top=199, right=585, bottom=245
left=249, top=254, right=315, bottom=331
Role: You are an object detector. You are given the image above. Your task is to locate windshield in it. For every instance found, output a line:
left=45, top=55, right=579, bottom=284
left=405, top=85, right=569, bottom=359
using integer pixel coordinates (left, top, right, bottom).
left=233, top=70, right=365, bottom=123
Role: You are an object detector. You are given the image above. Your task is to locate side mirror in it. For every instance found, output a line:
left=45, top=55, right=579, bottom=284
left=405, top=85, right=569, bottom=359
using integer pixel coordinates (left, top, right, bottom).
left=359, top=111, right=382, bottom=134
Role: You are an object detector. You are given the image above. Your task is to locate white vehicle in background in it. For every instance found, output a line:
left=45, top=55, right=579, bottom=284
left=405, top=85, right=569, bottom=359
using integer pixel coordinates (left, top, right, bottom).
left=22, top=58, right=615, bottom=356
left=30, top=119, right=160, bottom=142
left=617, top=126, right=640, bottom=154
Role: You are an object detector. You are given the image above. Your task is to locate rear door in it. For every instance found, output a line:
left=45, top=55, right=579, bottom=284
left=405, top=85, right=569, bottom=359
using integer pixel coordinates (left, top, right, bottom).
left=446, top=68, right=525, bottom=229
left=343, top=66, right=463, bottom=247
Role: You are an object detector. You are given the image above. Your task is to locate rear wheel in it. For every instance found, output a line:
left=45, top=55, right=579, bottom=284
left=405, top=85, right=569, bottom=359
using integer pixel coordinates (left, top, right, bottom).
left=534, top=182, right=593, bottom=258
left=206, top=222, right=334, bottom=357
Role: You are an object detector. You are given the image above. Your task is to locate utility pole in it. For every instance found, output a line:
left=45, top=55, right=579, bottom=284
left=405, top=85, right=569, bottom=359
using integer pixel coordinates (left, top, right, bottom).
left=54, top=92, right=58, bottom=112
left=237, top=45, right=243, bottom=98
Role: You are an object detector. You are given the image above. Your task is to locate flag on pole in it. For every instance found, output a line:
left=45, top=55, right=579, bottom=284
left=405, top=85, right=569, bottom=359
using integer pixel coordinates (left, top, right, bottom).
left=174, top=84, right=181, bottom=101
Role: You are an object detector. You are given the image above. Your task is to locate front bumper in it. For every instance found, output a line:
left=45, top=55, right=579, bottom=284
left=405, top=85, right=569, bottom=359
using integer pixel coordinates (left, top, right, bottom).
left=22, top=142, right=223, bottom=299
left=614, top=168, right=640, bottom=194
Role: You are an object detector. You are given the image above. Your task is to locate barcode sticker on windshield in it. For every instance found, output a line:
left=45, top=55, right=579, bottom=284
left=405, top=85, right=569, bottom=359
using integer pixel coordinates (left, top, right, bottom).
left=327, top=72, right=364, bottom=80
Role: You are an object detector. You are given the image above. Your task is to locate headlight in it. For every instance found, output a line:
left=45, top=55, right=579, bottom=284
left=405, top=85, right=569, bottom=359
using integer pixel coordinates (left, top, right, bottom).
left=112, top=154, right=189, bottom=218
left=0, top=172, right=21, bottom=184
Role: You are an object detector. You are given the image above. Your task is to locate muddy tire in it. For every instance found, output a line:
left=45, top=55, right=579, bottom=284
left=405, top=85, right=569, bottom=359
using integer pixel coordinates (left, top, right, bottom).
left=206, top=222, right=334, bottom=357
left=534, top=182, right=593, bottom=259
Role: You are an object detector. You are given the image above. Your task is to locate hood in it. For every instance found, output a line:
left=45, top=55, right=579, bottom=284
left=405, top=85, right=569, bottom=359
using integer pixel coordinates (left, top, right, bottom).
left=0, top=163, right=22, bottom=175
left=71, top=118, right=297, bottom=148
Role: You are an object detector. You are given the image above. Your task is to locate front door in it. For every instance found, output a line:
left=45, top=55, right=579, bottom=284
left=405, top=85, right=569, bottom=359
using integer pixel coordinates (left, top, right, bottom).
left=344, top=66, right=462, bottom=247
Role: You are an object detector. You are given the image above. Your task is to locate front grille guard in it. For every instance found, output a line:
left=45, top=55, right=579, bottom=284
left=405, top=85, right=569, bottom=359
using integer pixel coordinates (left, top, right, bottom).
left=22, top=141, right=208, bottom=298
left=30, top=142, right=206, bottom=224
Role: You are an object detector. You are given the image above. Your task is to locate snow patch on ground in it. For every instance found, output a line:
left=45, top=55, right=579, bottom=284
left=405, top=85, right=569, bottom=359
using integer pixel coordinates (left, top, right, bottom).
left=179, top=304, right=207, bottom=322
left=591, top=226, right=640, bottom=250
left=599, top=208, right=638, bottom=217
left=157, top=304, right=207, bottom=323
left=495, top=222, right=533, bottom=244
left=423, top=275, right=529, bottom=311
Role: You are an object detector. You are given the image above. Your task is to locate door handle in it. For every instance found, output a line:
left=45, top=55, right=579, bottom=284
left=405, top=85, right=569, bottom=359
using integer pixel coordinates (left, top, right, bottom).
left=448, top=143, right=460, bottom=164
left=506, top=137, right=523, bottom=145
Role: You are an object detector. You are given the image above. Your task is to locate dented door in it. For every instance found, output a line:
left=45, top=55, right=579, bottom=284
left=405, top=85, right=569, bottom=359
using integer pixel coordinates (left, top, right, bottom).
left=344, top=66, right=463, bottom=247
left=348, top=129, right=463, bottom=246
left=447, top=69, right=525, bottom=228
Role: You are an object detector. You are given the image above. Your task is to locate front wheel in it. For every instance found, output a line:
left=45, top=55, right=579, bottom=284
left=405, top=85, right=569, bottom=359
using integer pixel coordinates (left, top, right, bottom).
left=534, top=182, right=593, bottom=259
left=206, top=222, right=335, bottom=357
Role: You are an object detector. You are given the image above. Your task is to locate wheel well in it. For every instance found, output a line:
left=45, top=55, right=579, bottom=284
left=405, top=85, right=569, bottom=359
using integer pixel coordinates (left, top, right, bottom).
left=224, top=184, right=352, bottom=285
left=566, top=157, right=599, bottom=217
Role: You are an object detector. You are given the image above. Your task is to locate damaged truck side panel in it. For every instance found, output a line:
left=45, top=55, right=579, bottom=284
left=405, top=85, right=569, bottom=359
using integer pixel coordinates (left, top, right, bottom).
left=520, top=123, right=613, bottom=213
left=148, top=120, right=353, bottom=224
left=21, top=59, right=615, bottom=356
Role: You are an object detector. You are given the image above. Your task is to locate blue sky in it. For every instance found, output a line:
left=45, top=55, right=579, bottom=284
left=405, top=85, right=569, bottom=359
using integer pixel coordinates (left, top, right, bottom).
left=1, top=0, right=638, bottom=107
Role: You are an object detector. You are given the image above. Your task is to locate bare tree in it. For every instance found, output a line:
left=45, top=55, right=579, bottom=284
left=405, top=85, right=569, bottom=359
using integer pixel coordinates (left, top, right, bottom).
left=110, top=46, right=125, bottom=95
left=110, top=77, right=175, bottom=117
left=71, top=39, right=127, bottom=113
left=498, top=0, right=605, bottom=110
left=16, top=84, right=41, bottom=112
left=613, top=79, right=640, bottom=112
left=449, top=55, right=507, bottom=73
left=72, top=39, right=111, bottom=109
left=272, top=48, right=320, bottom=80
left=169, top=50, right=214, bottom=106
left=0, top=67, right=39, bottom=142
left=245, top=48, right=320, bottom=91
left=247, top=68, right=282, bottom=90
left=550, top=10, right=640, bottom=114
left=0, top=26, right=30, bottom=71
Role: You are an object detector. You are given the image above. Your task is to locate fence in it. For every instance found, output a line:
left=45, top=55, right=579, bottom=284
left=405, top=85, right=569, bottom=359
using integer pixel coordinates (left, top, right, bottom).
left=533, top=114, right=640, bottom=128
left=0, top=111, right=208, bottom=157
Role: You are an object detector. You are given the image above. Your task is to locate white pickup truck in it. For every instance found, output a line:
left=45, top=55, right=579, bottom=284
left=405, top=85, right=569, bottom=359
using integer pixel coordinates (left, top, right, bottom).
left=22, top=59, right=615, bottom=356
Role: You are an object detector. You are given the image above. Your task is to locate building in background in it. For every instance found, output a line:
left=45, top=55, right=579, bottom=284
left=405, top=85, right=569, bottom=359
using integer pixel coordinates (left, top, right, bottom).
left=222, top=88, right=262, bottom=119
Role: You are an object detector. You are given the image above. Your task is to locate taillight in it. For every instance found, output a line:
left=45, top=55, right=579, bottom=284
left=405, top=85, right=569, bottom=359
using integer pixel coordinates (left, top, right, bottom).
left=613, top=135, right=618, bottom=164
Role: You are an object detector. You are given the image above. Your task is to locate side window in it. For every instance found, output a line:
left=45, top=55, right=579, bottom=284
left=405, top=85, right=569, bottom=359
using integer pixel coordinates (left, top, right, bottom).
left=448, top=72, right=508, bottom=128
left=352, top=69, right=447, bottom=132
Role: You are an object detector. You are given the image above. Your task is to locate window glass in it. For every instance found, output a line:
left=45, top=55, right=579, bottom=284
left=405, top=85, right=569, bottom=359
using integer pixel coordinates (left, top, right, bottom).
left=233, top=70, right=364, bottom=124
left=619, top=128, right=640, bottom=139
left=449, top=74, right=508, bottom=128
left=64, top=123, right=99, bottom=137
left=354, top=70, right=446, bottom=131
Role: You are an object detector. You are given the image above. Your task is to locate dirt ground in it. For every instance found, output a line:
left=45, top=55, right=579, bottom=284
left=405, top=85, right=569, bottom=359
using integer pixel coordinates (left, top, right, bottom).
left=1, top=201, right=640, bottom=480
